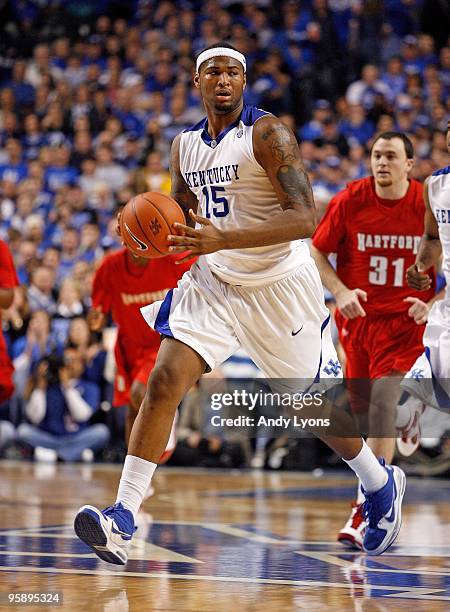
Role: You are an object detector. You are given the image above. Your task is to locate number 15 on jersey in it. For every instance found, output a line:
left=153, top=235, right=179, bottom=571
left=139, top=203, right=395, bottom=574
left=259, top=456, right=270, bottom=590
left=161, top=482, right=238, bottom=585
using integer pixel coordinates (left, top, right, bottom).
left=201, top=186, right=229, bottom=218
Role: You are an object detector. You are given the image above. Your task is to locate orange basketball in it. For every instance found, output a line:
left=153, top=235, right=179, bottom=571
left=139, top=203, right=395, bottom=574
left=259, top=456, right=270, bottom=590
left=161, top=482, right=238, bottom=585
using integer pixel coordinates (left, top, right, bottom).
left=119, top=192, right=185, bottom=258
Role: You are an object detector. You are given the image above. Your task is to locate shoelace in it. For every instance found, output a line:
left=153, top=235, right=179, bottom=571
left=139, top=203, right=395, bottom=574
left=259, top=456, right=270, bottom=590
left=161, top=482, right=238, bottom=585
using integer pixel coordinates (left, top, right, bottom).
left=362, top=495, right=385, bottom=528
left=362, top=459, right=389, bottom=528
left=103, top=503, right=135, bottom=534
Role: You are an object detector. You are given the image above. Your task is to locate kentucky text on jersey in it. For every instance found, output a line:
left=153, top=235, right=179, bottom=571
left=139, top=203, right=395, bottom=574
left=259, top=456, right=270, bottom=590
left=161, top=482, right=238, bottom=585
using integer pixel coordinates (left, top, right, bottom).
left=184, top=164, right=240, bottom=188
left=121, top=289, right=169, bottom=306
left=435, top=209, right=450, bottom=224
left=357, top=233, right=421, bottom=253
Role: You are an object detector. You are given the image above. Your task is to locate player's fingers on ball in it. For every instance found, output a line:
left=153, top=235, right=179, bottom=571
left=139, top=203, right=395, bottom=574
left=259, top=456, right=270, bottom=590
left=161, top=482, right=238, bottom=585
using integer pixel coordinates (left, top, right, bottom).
left=169, top=245, right=185, bottom=252
left=173, top=223, right=195, bottom=235
left=168, top=234, right=192, bottom=244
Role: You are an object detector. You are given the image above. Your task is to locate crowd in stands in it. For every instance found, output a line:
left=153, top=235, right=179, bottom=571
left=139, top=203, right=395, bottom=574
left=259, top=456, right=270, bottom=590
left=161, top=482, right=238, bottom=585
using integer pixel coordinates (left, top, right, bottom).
left=0, top=0, right=448, bottom=465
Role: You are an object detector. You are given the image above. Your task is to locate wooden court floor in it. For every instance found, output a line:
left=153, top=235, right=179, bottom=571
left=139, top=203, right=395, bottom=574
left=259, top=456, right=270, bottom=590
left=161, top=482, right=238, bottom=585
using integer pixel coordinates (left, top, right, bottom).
left=0, top=461, right=449, bottom=611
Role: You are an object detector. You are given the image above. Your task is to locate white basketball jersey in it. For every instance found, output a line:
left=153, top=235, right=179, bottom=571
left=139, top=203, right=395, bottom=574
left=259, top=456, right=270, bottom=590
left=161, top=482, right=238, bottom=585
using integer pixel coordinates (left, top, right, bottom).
left=179, top=104, right=310, bottom=286
left=428, top=166, right=450, bottom=297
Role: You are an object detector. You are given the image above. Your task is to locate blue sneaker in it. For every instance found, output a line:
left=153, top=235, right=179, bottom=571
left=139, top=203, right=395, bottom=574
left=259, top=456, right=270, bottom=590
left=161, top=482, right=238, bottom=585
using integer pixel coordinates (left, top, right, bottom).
left=362, top=460, right=406, bottom=556
left=74, top=502, right=136, bottom=565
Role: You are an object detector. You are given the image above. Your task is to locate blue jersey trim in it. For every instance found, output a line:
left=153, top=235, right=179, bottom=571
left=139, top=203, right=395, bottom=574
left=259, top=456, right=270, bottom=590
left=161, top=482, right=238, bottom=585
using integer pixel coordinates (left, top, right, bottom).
left=184, top=105, right=270, bottom=148
left=425, top=347, right=450, bottom=409
left=154, top=289, right=174, bottom=338
left=432, top=165, right=450, bottom=176
left=184, top=117, right=207, bottom=133
left=312, top=314, right=331, bottom=384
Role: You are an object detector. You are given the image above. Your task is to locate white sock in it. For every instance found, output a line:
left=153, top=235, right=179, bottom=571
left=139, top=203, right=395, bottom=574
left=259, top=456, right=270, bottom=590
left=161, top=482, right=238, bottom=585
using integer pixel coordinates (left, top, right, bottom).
left=343, top=441, right=388, bottom=494
left=116, top=455, right=157, bottom=519
left=356, top=482, right=365, bottom=505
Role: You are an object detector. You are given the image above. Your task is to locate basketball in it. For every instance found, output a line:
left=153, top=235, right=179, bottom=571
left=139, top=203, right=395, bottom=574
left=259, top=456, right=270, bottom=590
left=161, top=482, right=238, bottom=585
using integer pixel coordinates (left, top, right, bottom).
left=119, top=192, right=185, bottom=258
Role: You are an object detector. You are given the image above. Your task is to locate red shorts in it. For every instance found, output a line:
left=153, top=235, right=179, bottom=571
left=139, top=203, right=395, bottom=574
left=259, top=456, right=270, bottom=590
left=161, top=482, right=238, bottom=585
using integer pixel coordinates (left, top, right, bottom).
left=113, top=342, right=158, bottom=407
left=0, top=352, right=14, bottom=404
left=335, top=310, right=425, bottom=413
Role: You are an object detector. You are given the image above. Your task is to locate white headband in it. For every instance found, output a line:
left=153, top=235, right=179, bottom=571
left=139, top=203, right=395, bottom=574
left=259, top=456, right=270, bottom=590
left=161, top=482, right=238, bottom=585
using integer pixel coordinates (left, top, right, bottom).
left=196, top=47, right=246, bottom=73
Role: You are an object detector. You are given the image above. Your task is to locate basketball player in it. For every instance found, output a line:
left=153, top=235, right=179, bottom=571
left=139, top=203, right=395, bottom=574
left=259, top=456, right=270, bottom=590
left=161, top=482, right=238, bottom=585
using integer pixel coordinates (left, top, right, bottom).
left=0, top=240, right=19, bottom=405
left=311, top=132, right=436, bottom=550
left=398, top=119, right=450, bottom=444
left=75, top=43, right=406, bottom=564
left=89, top=247, right=191, bottom=468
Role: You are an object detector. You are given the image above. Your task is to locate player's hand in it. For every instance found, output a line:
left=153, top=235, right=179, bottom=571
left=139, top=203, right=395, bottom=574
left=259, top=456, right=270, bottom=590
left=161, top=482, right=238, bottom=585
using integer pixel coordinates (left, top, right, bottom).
left=406, top=264, right=432, bottom=291
left=335, top=287, right=367, bottom=319
left=87, top=309, right=106, bottom=332
left=404, top=296, right=429, bottom=325
left=168, top=209, right=227, bottom=263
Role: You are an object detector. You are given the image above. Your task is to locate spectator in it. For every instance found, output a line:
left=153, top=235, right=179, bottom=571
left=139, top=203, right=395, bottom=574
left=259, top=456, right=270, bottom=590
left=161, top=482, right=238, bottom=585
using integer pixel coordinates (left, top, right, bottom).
left=134, top=151, right=171, bottom=195
left=0, top=139, right=27, bottom=184
left=16, top=349, right=108, bottom=462
left=52, top=278, right=86, bottom=346
left=58, top=227, right=81, bottom=280
left=66, top=317, right=107, bottom=392
left=93, top=145, right=128, bottom=192
left=27, top=266, right=57, bottom=314
left=346, top=64, right=391, bottom=108
left=12, top=309, right=55, bottom=399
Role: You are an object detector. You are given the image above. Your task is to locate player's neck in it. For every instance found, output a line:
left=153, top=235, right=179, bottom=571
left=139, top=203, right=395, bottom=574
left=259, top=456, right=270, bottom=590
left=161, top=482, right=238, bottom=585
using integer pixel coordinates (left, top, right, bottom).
left=126, top=251, right=149, bottom=268
left=374, top=178, right=410, bottom=200
left=205, top=103, right=244, bottom=139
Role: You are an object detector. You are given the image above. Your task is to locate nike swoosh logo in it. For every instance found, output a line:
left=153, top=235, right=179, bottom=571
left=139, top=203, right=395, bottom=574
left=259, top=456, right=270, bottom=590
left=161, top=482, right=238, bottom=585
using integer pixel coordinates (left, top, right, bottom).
left=291, top=325, right=303, bottom=336
left=124, top=222, right=148, bottom=251
left=384, top=482, right=397, bottom=523
left=111, top=520, right=132, bottom=538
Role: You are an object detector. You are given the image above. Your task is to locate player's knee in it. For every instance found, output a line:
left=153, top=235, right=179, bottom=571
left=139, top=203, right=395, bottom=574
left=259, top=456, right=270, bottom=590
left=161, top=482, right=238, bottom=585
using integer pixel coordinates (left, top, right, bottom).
left=143, top=363, right=178, bottom=408
left=130, top=382, right=145, bottom=411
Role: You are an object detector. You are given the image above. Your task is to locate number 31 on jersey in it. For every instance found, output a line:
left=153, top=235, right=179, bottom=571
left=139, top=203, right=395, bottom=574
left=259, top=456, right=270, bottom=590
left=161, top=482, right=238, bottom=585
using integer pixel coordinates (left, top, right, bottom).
left=369, top=256, right=405, bottom=286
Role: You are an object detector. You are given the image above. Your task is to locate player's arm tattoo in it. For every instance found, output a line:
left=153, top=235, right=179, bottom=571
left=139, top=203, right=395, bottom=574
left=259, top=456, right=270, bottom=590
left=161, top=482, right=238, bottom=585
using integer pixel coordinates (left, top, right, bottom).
left=258, top=122, right=315, bottom=212
left=276, top=162, right=314, bottom=210
left=261, top=125, right=297, bottom=163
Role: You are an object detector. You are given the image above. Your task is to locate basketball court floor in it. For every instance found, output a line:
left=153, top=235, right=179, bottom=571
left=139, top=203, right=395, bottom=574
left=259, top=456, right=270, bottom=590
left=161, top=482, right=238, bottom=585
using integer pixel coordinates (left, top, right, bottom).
left=0, top=461, right=448, bottom=611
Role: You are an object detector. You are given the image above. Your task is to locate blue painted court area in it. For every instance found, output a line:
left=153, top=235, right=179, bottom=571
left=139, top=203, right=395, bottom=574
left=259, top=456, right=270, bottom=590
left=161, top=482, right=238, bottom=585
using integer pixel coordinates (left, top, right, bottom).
left=0, top=520, right=448, bottom=601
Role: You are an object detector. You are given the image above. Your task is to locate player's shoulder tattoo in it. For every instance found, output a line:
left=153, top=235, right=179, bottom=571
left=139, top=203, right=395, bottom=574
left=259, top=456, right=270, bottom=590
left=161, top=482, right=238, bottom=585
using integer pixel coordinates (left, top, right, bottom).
left=255, top=117, right=315, bottom=211
left=260, top=123, right=298, bottom=163
left=255, top=117, right=298, bottom=160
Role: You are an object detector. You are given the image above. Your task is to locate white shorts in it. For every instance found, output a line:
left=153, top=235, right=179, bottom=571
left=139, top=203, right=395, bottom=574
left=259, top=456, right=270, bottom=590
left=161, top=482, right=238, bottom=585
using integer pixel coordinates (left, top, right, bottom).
left=141, top=257, right=342, bottom=389
left=401, top=298, right=450, bottom=410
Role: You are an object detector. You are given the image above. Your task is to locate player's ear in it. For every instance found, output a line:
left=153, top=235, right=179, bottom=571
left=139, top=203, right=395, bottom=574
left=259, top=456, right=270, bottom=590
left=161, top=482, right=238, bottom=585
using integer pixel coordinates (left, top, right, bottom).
left=243, top=72, right=246, bottom=90
left=194, top=72, right=200, bottom=89
left=406, top=157, right=414, bottom=173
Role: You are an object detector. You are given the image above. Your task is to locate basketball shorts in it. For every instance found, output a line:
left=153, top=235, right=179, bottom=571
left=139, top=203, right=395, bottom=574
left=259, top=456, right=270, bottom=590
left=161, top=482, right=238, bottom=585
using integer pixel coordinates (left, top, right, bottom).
left=335, top=309, right=425, bottom=414
left=113, top=342, right=158, bottom=407
left=141, top=257, right=342, bottom=392
left=0, top=351, right=14, bottom=405
left=401, top=297, right=450, bottom=411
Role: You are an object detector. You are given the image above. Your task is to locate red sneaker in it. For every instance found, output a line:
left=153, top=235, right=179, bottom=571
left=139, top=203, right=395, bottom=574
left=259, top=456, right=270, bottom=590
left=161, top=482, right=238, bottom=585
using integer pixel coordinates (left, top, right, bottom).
left=338, top=502, right=366, bottom=550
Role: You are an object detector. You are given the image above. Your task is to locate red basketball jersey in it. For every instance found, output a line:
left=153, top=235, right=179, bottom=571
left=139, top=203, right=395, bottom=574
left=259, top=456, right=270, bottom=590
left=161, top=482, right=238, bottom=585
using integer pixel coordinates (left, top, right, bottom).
left=0, top=240, right=19, bottom=393
left=312, top=177, right=435, bottom=315
left=92, top=249, right=192, bottom=350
